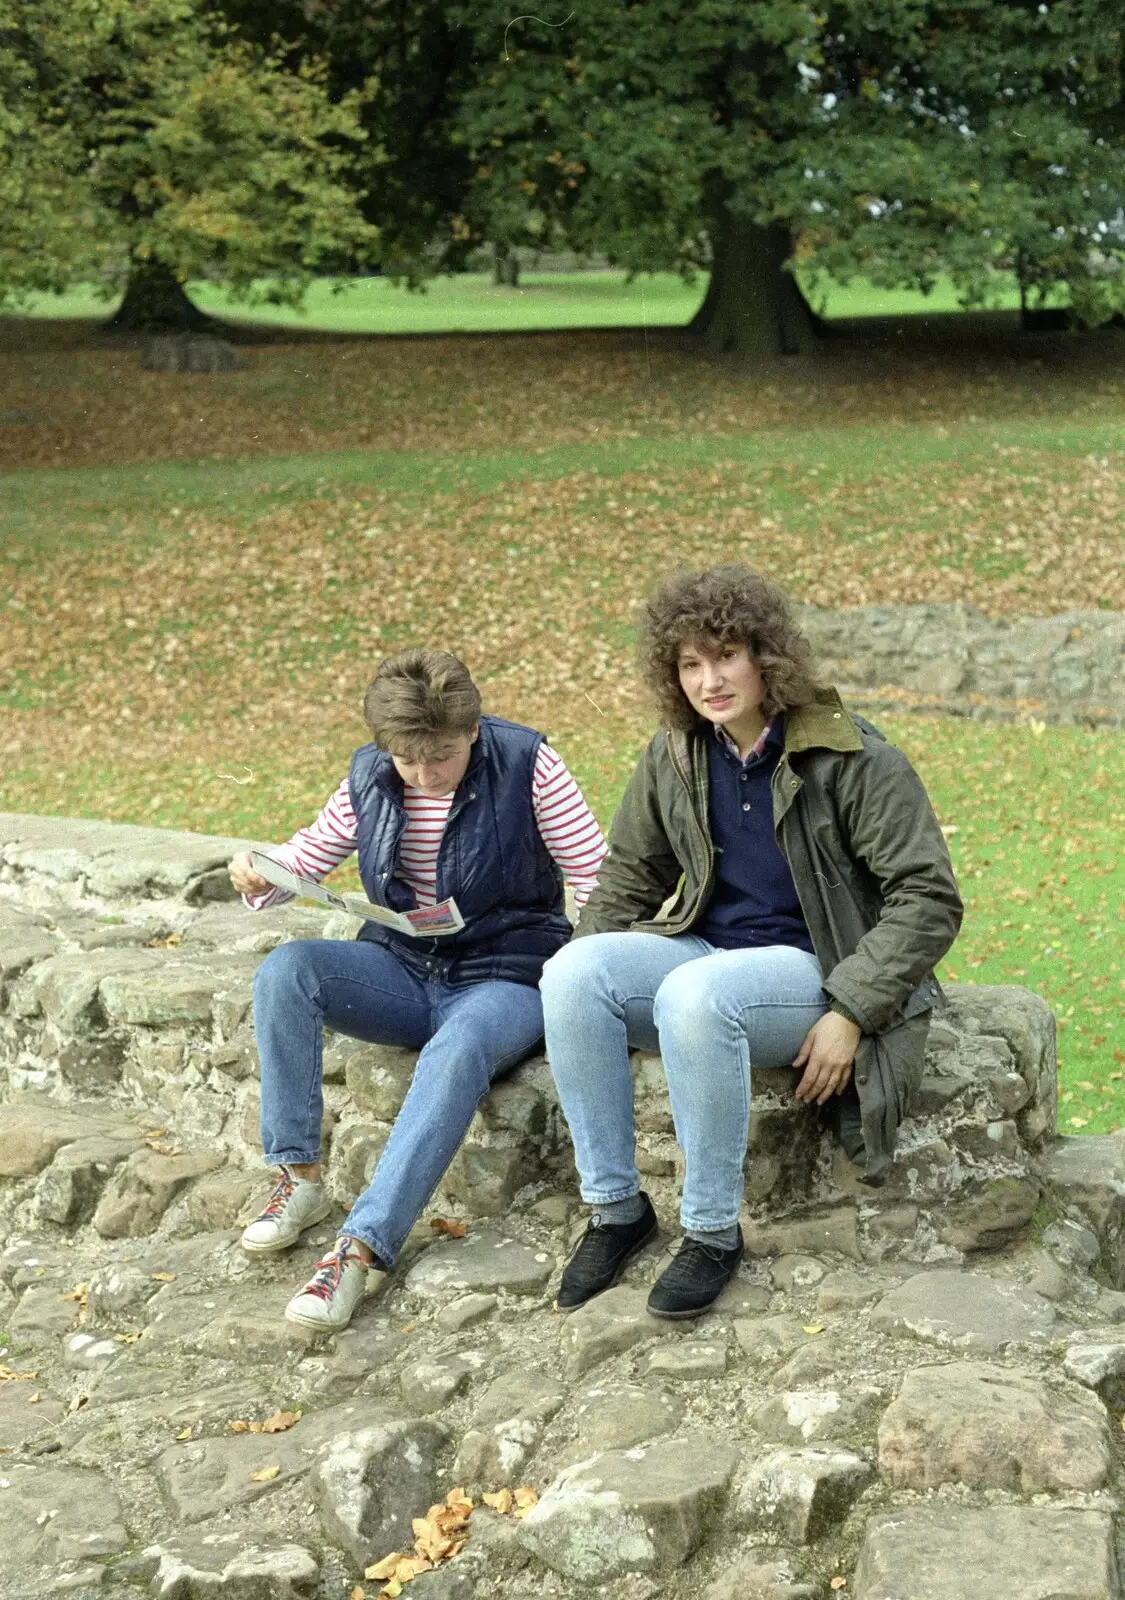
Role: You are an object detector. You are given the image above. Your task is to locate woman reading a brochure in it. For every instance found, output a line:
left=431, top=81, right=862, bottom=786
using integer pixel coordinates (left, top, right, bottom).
left=227, top=648, right=606, bottom=1332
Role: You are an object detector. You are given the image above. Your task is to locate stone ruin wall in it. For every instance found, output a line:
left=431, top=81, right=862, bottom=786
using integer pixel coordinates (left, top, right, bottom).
left=2, top=596, right=1125, bottom=1600
left=0, top=810, right=1066, bottom=1267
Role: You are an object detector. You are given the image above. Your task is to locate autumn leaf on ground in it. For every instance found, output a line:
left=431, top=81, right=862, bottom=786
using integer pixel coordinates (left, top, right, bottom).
left=513, top=1486, right=539, bottom=1517
left=802, top=1323, right=826, bottom=1335
left=350, top=1588, right=366, bottom=1600
left=62, top=1283, right=89, bottom=1305
left=150, top=1271, right=176, bottom=1282
left=429, top=1218, right=468, bottom=1239
left=364, top=1554, right=407, bottom=1581
left=261, top=1409, right=302, bottom=1432
left=27, top=1390, right=41, bottom=1404
left=115, top=1332, right=140, bottom=1344
left=249, top=1464, right=281, bottom=1482
left=176, top=1426, right=193, bottom=1440
left=228, top=1419, right=250, bottom=1433
left=831, top=1579, right=848, bottom=1591
left=482, top=1488, right=513, bottom=1514
left=0, top=1366, right=39, bottom=1382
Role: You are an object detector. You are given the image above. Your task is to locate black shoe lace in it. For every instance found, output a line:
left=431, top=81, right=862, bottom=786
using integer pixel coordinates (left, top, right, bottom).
left=659, top=1235, right=732, bottom=1286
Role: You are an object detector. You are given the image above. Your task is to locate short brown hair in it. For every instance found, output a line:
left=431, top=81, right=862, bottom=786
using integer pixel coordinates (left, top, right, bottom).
left=363, top=648, right=482, bottom=755
left=639, top=564, right=819, bottom=729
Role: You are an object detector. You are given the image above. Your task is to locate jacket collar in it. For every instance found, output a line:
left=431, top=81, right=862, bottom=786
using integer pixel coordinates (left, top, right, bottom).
left=781, top=689, right=864, bottom=756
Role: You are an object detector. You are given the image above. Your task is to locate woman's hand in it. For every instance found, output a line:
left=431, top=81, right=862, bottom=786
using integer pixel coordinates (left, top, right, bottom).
left=228, top=852, right=272, bottom=897
left=793, top=1012, right=862, bottom=1105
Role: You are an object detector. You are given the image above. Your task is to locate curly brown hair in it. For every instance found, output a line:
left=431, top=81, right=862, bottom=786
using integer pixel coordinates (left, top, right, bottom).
left=639, top=564, right=820, bottom=729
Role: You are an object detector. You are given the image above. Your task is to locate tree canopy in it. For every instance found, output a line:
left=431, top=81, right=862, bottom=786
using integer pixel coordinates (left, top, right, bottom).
left=444, top=1, right=1125, bottom=354
left=0, top=0, right=379, bottom=323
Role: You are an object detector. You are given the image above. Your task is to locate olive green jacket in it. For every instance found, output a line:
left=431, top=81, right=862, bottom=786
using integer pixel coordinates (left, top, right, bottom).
left=575, top=691, right=964, bottom=1181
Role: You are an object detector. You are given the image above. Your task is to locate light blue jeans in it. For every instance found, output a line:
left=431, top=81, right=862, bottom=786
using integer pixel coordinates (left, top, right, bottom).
left=540, top=933, right=828, bottom=1232
left=253, top=940, right=545, bottom=1266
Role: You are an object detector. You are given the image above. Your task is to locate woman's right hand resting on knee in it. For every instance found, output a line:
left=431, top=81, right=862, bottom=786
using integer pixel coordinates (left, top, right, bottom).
left=228, top=852, right=272, bottom=898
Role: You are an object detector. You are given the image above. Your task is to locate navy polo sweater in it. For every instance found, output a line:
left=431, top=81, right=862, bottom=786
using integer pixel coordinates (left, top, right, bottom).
left=696, top=718, right=815, bottom=954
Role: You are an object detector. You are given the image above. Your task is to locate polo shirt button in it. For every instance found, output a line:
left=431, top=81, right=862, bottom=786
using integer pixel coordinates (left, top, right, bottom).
left=742, top=802, right=751, bottom=812
left=740, top=773, right=748, bottom=782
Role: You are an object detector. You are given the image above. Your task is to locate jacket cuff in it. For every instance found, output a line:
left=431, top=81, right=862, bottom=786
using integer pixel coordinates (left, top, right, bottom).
left=828, top=997, right=864, bottom=1031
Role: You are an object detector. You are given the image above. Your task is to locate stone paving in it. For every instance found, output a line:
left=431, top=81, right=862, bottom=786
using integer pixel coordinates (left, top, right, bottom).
left=1, top=814, right=1124, bottom=1599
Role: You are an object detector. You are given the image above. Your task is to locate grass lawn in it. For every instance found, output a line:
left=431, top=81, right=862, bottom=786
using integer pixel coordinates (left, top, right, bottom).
left=7, top=267, right=1051, bottom=336
left=1, top=306, right=1123, bottom=1131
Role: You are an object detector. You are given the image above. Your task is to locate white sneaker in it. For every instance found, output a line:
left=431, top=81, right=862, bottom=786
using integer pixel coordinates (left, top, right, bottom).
left=284, top=1240, right=369, bottom=1333
left=241, top=1168, right=332, bottom=1255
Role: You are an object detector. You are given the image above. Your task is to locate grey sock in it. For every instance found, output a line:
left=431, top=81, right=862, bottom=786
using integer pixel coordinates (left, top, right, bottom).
left=592, top=1194, right=646, bottom=1228
left=686, top=1224, right=740, bottom=1251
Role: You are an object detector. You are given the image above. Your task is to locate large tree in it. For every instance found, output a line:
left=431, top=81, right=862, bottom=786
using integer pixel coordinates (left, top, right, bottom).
left=0, top=0, right=379, bottom=327
left=444, top=1, right=1125, bottom=357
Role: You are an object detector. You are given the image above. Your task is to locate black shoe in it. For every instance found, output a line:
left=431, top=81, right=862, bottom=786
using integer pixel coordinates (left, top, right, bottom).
left=646, top=1228, right=743, bottom=1320
left=556, top=1194, right=658, bottom=1312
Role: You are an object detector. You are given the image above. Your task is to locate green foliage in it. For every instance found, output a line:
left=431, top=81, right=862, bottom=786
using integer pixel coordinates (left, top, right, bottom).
left=445, top=1, right=1125, bottom=323
left=0, top=0, right=379, bottom=307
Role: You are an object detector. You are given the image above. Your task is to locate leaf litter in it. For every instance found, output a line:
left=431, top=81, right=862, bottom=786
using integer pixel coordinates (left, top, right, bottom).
left=363, top=1485, right=538, bottom=1595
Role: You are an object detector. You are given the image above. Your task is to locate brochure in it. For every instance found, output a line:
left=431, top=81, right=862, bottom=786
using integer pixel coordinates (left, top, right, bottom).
left=249, top=850, right=465, bottom=937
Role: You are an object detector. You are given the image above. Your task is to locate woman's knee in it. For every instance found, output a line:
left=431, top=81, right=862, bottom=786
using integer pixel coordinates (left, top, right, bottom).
left=253, top=940, right=321, bottom=1010
left=540, top=935, right=614, bottom=1009
left=652, top=962, right=728, bottom=1043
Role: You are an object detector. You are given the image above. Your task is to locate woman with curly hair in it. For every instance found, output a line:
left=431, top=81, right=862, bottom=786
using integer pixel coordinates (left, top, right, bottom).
left=541, top=564, right=962, bottom=1319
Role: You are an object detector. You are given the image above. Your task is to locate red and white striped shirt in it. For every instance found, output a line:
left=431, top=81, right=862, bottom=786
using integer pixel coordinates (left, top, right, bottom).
left=245, top=744, right=606, bottom=912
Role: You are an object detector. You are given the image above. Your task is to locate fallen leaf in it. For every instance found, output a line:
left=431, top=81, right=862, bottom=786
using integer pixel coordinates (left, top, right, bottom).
left=67, top=1394, right=88, bottom=1414
left=513, top=1486, right=539, bottom=1517
left=176, top=1426, right=193, bottom=1440
left=150, top=1272, right=176, bottom=1282
left=114, top=1332, right=140, bottom=1344
left=62, top=1283, right=89, bottom=1304
left=145, top=1128, right=167, bottom=1138
left=802, top=1323, right=826, bottom=1335
left=831, top=1579, right=847, bottom=1591
left=249, top=1464, right=281, bottom=1482
left=429, top=1217, right=468, bottom=1239
left=0, top=1366, right=39, bottom=1382
left=365, top=1554, right=407, bottom=1581
left=482, top=1488, right=513, bottom=1514
left=350, top=1588, right=366, bottom=1600
left=261, top=1408, right=302, bottom=1433
left=227, top=1419, right=250, bottom=1433
left=27, top=1390, right=41, bottom=1405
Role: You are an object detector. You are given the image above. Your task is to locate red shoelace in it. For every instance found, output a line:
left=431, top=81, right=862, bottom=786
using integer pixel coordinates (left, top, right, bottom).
left=304, top=1247, right=366, bottom=1303
left=256, top=1170, right=295, bottom=1220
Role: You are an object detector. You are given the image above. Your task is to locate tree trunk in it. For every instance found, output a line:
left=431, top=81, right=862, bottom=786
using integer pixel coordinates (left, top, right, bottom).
left=690, top=215, right=821, bottom=360
left=493, top=244, right=520, bottom=287
left=108, top=261, right=214, bottom=332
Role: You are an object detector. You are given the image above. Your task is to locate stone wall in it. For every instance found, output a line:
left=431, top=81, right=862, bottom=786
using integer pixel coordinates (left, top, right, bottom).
left=4, top=813, right=1125, bottom=1600
left=798, top=603, right=1125, bottom=725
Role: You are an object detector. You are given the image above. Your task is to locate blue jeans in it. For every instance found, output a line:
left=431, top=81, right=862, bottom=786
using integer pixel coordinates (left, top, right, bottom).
left=540, top=933, right=828, bottom=1233
left=253, top=940, right=545, bottom=1266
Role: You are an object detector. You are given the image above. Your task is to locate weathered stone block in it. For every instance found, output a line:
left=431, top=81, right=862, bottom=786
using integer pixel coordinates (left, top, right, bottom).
left=737, top=1447, right=874, bottom=1543
left=443, top=1143, right=535, bottom=1215
left=139, top=1536, right=319, bottom=1599
left=877, top=1361, right=1111, bottom=1492
left=871, top=1270, right=1056, bottom=1353
left=0, top=1463, right=127, bottom=1566
left=1041, top=1133, right=1125, bottom=1286
left=750, top=1386, right=884, bottom=1445
left=938, top=1175, right=1040, bottom=1252
left=403, top=1231, right=552, bottom=1299
left=35, top=1134, right=143, bottom=1223
left=745, top=1208, right=860, bottom=1262
left=312, top=1418, right=448, bottom=1569
left=343, top=1040, right=419, bottom=1120
left=93, top=1147, right=223, bottom=1237
left=518, top=1437, right=740, bottom=1582
left=852, top=1506, right=1118, bottom=1600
